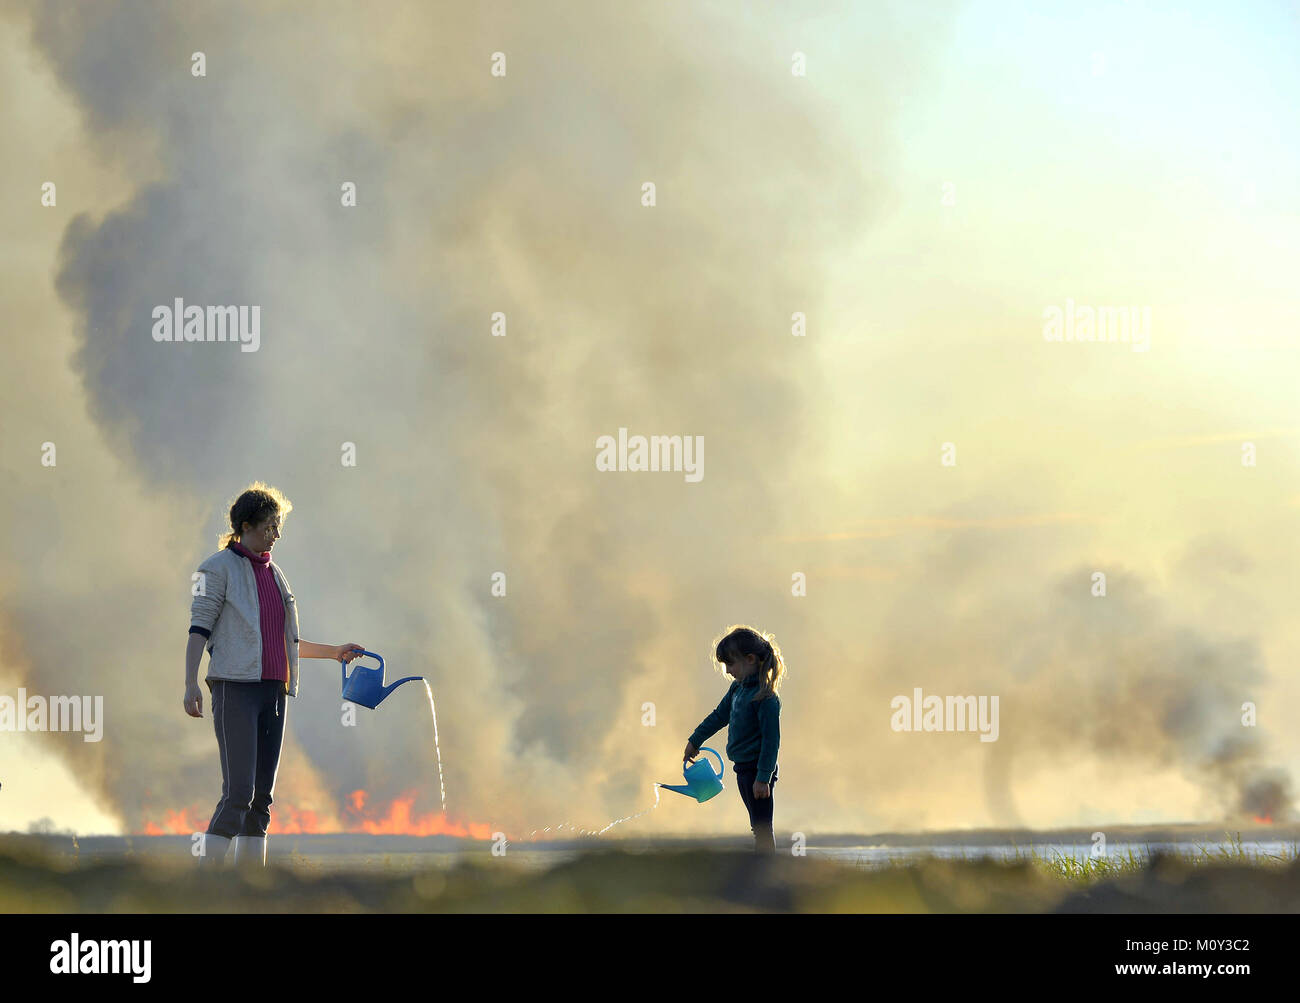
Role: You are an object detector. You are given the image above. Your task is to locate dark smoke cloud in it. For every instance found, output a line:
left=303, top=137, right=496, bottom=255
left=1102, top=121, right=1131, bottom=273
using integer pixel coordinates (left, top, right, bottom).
left=4, top=0, right=1288, bottom=839
left=5, top=0, right=915, bottom=833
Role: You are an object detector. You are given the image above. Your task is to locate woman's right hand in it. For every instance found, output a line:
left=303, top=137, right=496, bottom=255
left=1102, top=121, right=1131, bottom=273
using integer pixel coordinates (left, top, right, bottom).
left=184, top=681, right=203, bottom=718
left=683, top=742, right=698, bottom=765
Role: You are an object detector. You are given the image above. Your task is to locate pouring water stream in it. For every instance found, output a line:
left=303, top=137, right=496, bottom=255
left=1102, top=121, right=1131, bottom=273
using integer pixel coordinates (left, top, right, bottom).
left=344, top=651, right=716, bottom=840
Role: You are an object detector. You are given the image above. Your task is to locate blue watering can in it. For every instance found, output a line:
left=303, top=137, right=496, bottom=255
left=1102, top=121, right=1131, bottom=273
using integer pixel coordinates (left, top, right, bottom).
left=659, top=747, right=725, bottom=802
left=340, top=650, right=423, bottom=710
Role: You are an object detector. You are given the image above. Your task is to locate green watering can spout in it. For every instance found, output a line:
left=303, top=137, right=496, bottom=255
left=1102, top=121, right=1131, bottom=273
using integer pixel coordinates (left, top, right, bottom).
left=659, top=747, right=725, bottom=802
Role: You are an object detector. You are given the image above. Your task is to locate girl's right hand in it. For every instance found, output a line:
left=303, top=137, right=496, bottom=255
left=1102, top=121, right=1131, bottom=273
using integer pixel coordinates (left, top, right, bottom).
left=683, top=742, right=698, bottom=764
left=184, top=681, right=203, bottom=718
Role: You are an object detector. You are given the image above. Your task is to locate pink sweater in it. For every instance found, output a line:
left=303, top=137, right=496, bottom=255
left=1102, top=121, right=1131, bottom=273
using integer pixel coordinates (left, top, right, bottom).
left=228, top=541, right=288, bottom=683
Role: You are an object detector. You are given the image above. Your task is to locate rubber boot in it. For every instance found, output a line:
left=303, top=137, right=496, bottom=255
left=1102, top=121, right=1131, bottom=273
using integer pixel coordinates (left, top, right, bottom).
left=198, top=833, right=232, bottom=869
left=232, top=834, right=268, bottom=869
left=752, top=822, right=776, bottom=855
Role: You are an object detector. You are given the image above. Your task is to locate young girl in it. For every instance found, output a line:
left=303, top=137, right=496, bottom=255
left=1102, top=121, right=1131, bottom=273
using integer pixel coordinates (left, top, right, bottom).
left=682, top=625, right=785, bottom=854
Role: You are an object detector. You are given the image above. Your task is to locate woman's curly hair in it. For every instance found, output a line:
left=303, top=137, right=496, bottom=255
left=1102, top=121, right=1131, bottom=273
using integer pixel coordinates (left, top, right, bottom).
left=218, top=482, right=293, bottom=549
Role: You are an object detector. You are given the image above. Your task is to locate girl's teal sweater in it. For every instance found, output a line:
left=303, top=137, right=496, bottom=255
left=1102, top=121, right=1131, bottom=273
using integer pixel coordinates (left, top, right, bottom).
left=688, top=674, right=780, bottom=784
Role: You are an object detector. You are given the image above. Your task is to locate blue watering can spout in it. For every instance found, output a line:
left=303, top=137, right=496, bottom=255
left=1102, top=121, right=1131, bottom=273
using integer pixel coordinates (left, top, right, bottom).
left=340, top=650, right=424, bottom=710
left=659, top=747, right=725, bottom=802
left=380, top=677, right=422, bottom=701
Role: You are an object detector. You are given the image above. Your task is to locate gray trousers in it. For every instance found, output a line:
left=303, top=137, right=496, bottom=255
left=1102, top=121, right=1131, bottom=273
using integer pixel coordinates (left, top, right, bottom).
left=205, top=678, right=287, bottom=838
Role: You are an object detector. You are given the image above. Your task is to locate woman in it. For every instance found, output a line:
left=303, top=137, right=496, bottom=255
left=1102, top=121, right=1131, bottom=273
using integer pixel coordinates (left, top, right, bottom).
left=183, top=482, right=363, bottom=868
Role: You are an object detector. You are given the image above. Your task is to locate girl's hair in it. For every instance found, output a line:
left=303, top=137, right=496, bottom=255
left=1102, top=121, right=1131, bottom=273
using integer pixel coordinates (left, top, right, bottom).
left=217, top=481, right=293, bottom=549
left=714, top=624, right=786, bottom=702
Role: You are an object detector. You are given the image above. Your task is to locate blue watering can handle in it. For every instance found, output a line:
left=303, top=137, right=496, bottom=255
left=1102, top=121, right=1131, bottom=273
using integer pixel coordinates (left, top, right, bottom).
left=699, top=747, right=724, bottom=776
left=341, top=649, right=383, bottom=671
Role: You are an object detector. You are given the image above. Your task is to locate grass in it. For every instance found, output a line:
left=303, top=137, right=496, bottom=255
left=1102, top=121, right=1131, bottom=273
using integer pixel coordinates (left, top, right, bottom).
left=1029, top=832, right=1300, bottom=882
left=840, top=832, right=1300, bottom=884
left=3, top=833, right=1299, bottom=912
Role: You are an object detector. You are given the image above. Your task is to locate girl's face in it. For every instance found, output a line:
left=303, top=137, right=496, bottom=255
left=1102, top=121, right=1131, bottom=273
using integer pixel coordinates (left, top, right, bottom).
left=723, top=653, right=758, bottom=679
left=240, top=512, right=282, bottom=554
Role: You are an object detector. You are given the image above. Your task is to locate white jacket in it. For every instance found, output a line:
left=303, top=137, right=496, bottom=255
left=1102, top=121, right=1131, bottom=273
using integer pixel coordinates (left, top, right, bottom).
left=189, top=545, right=302, bottom=696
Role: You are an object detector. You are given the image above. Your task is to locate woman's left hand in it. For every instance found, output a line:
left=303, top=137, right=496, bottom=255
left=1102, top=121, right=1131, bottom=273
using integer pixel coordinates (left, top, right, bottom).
left=753, top=781, right=771, bottom=800
left=335, top=642, right=365, bottom=663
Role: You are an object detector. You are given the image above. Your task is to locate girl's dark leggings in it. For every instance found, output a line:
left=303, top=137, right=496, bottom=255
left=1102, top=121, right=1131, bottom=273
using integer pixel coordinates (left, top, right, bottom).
left=205, top=679, right=287, bottom=839
left=734, top=760, right=778, bottom=854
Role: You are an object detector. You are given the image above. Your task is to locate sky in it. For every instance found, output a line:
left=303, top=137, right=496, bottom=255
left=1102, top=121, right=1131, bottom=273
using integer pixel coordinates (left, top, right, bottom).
left=0, top=0, right=1297, bottom=839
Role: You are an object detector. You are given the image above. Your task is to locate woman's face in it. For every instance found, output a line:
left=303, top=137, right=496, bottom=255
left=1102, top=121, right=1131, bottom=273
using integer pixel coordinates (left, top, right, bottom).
left=240, top=512, right=282, bottom=554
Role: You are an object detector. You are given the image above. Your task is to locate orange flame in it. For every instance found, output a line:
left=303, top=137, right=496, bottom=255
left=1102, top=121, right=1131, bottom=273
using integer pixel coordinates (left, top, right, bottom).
left=140, top=789, right=492, bottom=838
left=141, top=807, right=206, bottom=835
left=1254, top=814, right=1274, bottom=825
left=343, top=789, right=493, bottom=838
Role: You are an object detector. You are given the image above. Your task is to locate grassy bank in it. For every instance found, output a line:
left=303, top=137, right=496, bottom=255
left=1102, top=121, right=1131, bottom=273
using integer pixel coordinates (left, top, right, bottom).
left=2, top=834, right=1299, bottom=912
